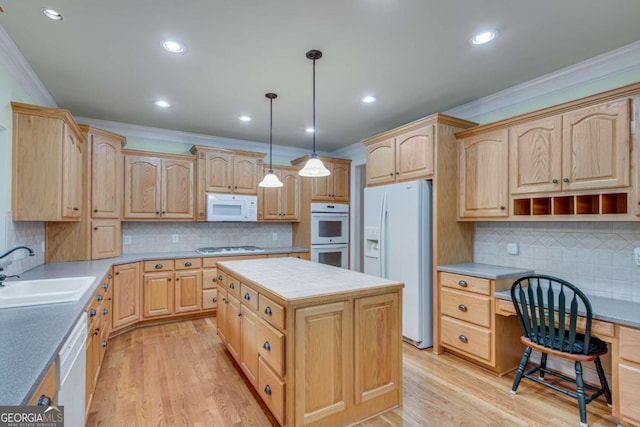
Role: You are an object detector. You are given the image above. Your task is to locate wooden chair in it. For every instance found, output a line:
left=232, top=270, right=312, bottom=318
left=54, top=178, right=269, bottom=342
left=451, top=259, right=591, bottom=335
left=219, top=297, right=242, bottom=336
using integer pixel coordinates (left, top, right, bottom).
left=510, top=275, right=611, bottom=427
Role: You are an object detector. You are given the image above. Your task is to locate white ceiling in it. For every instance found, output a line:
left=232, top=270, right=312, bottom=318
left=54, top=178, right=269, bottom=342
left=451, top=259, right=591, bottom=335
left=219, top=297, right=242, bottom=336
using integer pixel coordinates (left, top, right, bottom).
left=1, top=1, right=640, bottom=151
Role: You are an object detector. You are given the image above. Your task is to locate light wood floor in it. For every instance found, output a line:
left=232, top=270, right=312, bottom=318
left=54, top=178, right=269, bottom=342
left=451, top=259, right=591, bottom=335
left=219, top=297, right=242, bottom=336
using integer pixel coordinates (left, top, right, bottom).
left=87, top=318, right=619, bottom=427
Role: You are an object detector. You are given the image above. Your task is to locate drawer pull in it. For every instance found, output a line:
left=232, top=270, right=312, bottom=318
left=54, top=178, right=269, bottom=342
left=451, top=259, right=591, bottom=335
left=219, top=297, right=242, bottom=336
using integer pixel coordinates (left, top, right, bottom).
left=263, top=341, right=271, bottom=351
left=103, top=308, right=109, bottom=315
left=184, top=261, right=192, bottom=267
left=103, top=283, right=109, bottom=290
left=94, top=328, right=100, bottom=336
left=459, top=335, right=468, bottom=343
left=264, top=385, right=272, bottom=396
left=218, top=275, right=223, bottom=281
left=102, top=340, right=108, bottom=348
left=458, top=280, right=468, bottom=288
left=229, top=282, right=235, bottom=290
left=264, top=306, right=272, bottom=316
left=458, top=304, right=468, bottom=312
left=37, top=395, right=52, bottom=406
left=212, top=276, right=217, bottom=282
left=244, top=293, right=251, bottom=301
left=97, top=294, right=103, bottom=302
left=155, top=264, right=163, bottom=269
left=212, top=297, right=217, bottom=302
left=89, top=308, right=96, bottom=317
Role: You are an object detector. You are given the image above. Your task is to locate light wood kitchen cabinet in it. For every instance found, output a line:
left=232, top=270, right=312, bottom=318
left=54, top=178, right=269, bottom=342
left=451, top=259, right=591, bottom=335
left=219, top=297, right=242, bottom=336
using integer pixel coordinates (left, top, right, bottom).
left=260, top=166, right=300, bottom=221
left=143, top=271, right=174, bottom=318
left=11, top=102, right=85, bottom=221
left=458, top=129, right=509, bottom=218
left=217, top=286, right=229, bottom=345
left=112, top=262, right=140, bottom=331
left=240, top=304, right=259, bottom=386
left=91, top=220, right=121, bottom=259
left=226, top=292, right=242, bottom=361
left=28, top=360, right=56, bottom=406
left=123, top=150, right=195, bottom=220
left=617, top=325, right=640, bottom=426
left=175, top=270, right=202, bottom=314
left=364, top=124, right=435, bottom=186
left=291, top=156, right=351, bottom=202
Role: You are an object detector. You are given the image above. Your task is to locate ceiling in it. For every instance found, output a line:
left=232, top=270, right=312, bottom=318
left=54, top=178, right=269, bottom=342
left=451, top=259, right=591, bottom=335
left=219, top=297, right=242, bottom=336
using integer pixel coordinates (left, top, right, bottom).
left=2, top=1, right=640, bottom=152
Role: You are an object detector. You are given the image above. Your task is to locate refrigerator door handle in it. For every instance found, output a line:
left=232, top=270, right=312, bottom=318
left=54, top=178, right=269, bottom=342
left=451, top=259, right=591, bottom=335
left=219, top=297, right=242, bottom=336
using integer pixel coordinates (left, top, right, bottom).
left=380, top=192, right=387, bottom=278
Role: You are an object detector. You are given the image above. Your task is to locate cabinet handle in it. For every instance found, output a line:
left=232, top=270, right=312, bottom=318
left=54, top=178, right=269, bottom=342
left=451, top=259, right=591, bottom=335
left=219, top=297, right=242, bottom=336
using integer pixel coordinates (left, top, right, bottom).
left=37, top=395, right=52, bottom=406
left=227, top=185, right=231, bottom=189
left=244, top=293, right=251, bottom=301
left=102, top=340, right=108, bottom=348
left=103, top=283, right=109, bottom=290
left=563, top=177, right=569, bottom=183
left=212, top=277, right=217, bottom=282
left=238, top=312, right=242, bottom=317
left=94, top=227, right=98, bottom=231
left=155, top=264, right=163, bottom=269
left=264, top=306, right=272, bottom=315
left=168, top=278, right=172, bottom=281
left=395, top=172, right=399, bottom=175
left=108, top=274, right=113, bottom=279
left=115, top=271, right=120, bottom=275
left=89, top=308, right=96, bottom=317
left=264, top=385, right=272, bottom=396
left=156, top=211, right=160, bottom=214
left=459, top=335, right=468, bottom=343
left=389, top=173, right=393, bottom=176
left=212, top=297, right=217, bottom=302
left=162, top=211, right=166, bottom=214
left=222, top=298, right=227, bottom=304
left=263, top=341, right=271, bottom=351
left=552, top=179, right=559, bottom=184
left=176, top=277, right=180, bottom=281
left=94, top=328, right=100, bottom=336
left=458, top=280, right=468, bottom=287
left=97, top=294, right=103, bottom=302
left=229, top=283, right=235, bottom=290
left=458, top=304, right=468, bottom=312
left=499, top=205, right=505, bottom=210
left=94, top=209, right=98, bottom=213
left=218, top=275, right=223, bottom=281
left=184, top=262, right=192, bottom=267
left=73, top=207, right=79, bottom=211
left=234, top=186, right=238, bottom=189
left=103, top=308, right=109, bottom=315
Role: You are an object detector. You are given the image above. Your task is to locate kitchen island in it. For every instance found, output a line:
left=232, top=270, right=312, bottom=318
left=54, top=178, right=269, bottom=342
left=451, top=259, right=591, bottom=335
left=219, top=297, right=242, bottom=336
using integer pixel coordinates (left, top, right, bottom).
left=216, top=257, right=404, bottom=427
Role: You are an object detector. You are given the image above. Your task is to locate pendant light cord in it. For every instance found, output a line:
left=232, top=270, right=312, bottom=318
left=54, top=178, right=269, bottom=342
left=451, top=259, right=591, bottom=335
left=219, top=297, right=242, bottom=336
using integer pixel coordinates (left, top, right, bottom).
left=269, top=96, right=274, bottom=171
left=312, top=57, right=316, bottom=156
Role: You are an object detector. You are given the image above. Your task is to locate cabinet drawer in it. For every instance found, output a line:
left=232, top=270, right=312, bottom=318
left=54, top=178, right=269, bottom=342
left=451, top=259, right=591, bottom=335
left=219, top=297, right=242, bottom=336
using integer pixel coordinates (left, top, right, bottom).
left=620, top=326, right=640, bottom=363
left=225, top=274, right=240, bottom=298
left=175, top=258, right=202, bottom=270
left=202, top=289, right=217, bottom=310
left=240, top=283, right=259, bottom=311
left=441, top=316, right=491, bottom=362
left=258, top=357, right=285, bottom=426
left=440, top=272, right=490, bottom=295
left=618, top=362, right=640, bottom=424
left=259, top=294, right=285, bottom=331
left=143, top=259, right=174, bottom=272
left=202, top=257, right=219, bottom=268
left=257, top=318, right=285, bottom=376
left=441, top=288, right=491, bottom=328
left=202, top=268, right=218, bottom=290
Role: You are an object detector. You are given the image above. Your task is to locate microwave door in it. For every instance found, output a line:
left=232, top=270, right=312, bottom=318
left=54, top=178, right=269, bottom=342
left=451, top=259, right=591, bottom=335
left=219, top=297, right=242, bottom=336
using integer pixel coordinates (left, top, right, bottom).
left=211, top=201, right=244, bottom=221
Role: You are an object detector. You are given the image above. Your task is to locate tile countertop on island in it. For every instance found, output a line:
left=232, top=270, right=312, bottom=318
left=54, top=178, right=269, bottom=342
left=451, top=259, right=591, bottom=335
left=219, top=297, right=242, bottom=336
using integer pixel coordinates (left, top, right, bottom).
left=0, top=246, right=307, bottom=406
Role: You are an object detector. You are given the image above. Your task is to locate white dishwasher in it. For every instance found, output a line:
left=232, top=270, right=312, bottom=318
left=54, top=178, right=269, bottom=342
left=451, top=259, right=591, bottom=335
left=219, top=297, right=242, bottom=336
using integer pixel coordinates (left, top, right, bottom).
left=57, top=312, right=87, bottom=427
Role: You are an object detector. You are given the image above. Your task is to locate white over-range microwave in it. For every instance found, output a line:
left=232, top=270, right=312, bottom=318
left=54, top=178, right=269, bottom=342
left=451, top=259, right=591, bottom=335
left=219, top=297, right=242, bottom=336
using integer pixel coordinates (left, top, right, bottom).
left=206, top=193, right=257, bottom=222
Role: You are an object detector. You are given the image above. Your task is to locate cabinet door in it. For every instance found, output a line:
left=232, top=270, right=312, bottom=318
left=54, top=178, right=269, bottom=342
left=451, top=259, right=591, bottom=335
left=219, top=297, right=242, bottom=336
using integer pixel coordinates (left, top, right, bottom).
left=240, top=305, right=259, bottom=386
left=112, top=263, right=140, bottom=330
left=174, top=270, right=202, bottom=313
left=459, top=129, right=509, bottom=218
left=354, top=293, right=401, bottom=405
left=124, top=155, right=161, bottom=219
left=162, top=158, right=194, bottom=219
left=280, top=169, right=299, bottom=220
left=91, top=219, right=121, bottom=259
left=217, top=287, right=228, bottom=345
left=509, top=116, right=562, bottom=195
left=261, top=169, right=282, bottom=220
left=366, top=138, right=395, bottom=186
left=311, top=172, right=332, bottom=201
left=395, top=124, right=434, bottom=181
left=331, top=162, right=350, bottom=202
left=143, top=272, right=174, bottom=318
left=91, top=134, right=122, bottom=218
left=562, top=99, right=630, bottom=191
left=226, top=293, right=242, bottom=362
left=618, top=362, right=640, bottom=425
left=295, top=301, right=350, bottom=426
left=205, top=151, right=233, bottom=193
left=233, top=155, right=260, bottom=195
left=62, top=124, right=83, bottom=218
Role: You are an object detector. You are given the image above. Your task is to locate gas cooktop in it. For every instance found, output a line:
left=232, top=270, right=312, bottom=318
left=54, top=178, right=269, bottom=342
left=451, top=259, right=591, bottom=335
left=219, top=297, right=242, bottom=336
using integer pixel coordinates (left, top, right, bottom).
left=196, top=246, right=266, bottom=255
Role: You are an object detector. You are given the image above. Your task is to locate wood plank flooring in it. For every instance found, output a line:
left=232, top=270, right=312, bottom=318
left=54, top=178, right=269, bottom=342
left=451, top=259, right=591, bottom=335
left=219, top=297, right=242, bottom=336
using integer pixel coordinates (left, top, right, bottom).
left=87, top=318, right=619, bottom=427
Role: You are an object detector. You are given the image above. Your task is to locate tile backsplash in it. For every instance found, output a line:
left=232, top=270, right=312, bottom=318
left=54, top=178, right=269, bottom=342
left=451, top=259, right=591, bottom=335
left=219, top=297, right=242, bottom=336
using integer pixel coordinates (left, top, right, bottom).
left=474, top=221, right=640, bottom=302
left=2, top=211, right=45, bottom=276
left=122, top=222, right=293, bottom=254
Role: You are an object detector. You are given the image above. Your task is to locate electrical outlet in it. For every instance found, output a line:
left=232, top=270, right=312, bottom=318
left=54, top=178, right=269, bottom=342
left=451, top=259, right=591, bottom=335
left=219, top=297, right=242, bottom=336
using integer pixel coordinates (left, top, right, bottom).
left=506, top=242, right=519, bottom=255
left=272, top=232, right=278, bottom=241
left=634, top=247, right=640, bottom=266
left=123, top=235, right=132, bottom=245
left=172, top=234, right=179, bottom=243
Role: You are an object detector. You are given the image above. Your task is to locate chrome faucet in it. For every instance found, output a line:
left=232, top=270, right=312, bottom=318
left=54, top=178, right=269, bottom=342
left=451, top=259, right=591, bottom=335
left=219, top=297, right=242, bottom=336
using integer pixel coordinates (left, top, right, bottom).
left=0, top=246, right=35, bottom=287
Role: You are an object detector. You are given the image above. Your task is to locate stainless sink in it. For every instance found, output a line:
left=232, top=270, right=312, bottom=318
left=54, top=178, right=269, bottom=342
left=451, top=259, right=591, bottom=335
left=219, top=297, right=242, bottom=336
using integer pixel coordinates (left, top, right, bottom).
left=0, top=276, right=96, bottom=308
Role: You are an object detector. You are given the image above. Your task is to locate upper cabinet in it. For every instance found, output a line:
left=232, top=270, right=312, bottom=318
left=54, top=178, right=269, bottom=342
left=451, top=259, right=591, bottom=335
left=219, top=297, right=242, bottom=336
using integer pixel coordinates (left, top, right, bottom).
left=291, top=156, right=351, bottom=203
left=191, top=146, right=265, bottom=221
left=123, top=150, right=195, bottom=220
left=364, top=124, right=434, bottom=186
left=11, top=102, right=85, bottom=221
left=458, top=129, right=509, bottom=219
left=260, top=166, right=300, bottom=221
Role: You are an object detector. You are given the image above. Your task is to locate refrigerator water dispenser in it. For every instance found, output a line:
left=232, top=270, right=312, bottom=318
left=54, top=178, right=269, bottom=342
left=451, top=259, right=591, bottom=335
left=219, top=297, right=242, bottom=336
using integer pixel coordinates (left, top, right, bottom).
left=364, top=227, right=380, bottom=258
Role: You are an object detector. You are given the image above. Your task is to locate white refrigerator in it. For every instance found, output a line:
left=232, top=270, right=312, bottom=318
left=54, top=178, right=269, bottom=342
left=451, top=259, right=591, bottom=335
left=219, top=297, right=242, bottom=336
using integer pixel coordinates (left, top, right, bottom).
left=363, top=180, right=432, bottom=349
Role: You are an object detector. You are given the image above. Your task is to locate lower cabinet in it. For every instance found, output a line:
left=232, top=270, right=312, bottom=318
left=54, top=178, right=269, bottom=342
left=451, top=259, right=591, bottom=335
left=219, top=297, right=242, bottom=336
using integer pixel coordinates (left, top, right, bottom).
left=28, top=360, right=56, bottom=406
left=175, top=270, right=202, bottom=313
left=617, top=326, right=640, bottom=426
left=143, top=272, right=174, bottom=318
left=112, top=263, right=140, bottom=331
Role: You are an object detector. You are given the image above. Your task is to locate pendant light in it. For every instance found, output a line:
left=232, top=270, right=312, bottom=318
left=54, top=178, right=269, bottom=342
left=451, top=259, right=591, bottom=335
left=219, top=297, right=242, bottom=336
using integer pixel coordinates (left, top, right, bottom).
left=298, top=49, right=330, bottom=177
left=259, top=93, right=283, bottom=188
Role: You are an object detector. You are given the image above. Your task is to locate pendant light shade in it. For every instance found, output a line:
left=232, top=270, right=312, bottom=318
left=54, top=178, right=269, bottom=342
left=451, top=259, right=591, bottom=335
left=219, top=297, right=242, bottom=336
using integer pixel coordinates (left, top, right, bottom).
left=299, top=50, right=330, bottom=178
left=259, top=92, right=283, bottom=188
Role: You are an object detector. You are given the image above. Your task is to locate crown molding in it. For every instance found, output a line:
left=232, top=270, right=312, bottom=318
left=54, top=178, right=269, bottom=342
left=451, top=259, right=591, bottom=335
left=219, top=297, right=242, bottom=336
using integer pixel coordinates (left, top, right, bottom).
left=0, top=24, right=56, bottom=107
left=444, top=40, right=640, bottom=122
left=75, top=116, right=312, bottom=159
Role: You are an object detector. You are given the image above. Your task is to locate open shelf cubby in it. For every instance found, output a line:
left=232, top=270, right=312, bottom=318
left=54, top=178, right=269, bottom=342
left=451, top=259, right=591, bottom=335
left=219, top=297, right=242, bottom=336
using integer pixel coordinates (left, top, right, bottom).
left=513, top=192, right=629, bottom=216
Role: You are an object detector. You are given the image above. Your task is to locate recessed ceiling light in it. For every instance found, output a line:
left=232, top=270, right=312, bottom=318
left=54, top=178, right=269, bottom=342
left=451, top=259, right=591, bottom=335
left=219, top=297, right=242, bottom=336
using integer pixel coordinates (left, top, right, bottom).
left=154, top=100, right=171, bottom=108
left=162, top=40, right=185, bottom=53
left=471, top=30, right=498, bottom=45
left=42, top=8, right=63, bottom=21
left=305, top=127, right=315, bottom=133
left=239, top=115, right=252, bottom=122
left=361, top=96, right=376, bottom=103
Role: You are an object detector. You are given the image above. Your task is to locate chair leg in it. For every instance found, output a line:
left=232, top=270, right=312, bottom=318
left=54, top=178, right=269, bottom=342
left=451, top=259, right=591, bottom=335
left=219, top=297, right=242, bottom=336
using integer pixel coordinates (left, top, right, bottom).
left=539, top=353, right=548, bottom=379
left=511, top=347, right=532, bottom=395
left=575, top=361, right=588, bottom=427
left=594, top=356, right=612, bottom=407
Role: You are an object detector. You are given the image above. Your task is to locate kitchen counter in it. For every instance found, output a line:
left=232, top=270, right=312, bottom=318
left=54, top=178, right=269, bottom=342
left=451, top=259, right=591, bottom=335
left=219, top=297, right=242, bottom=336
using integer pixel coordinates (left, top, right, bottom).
left=0, top=246, right=307, bottom=405
left=437, top=262, right=534, bottom=279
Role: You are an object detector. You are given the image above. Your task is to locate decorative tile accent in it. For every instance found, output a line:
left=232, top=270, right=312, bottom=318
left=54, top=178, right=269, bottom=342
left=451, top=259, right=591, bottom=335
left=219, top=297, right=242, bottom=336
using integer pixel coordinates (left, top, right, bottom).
left=2, top=211, right=45, bottom=276
left=474, top=221, right=640, bottom=302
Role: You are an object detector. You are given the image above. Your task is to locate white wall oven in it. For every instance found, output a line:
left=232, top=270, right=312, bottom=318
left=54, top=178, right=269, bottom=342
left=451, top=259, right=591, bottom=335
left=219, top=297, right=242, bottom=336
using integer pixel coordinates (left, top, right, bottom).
left=310, top=203, right=349, bottom=268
